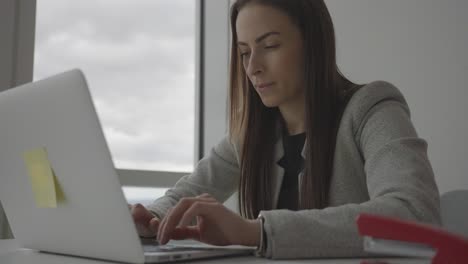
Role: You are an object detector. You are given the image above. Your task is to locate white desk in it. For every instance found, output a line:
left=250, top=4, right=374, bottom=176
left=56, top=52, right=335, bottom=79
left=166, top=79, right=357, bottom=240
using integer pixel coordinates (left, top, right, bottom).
left=0, top=239, right=430, bottom=264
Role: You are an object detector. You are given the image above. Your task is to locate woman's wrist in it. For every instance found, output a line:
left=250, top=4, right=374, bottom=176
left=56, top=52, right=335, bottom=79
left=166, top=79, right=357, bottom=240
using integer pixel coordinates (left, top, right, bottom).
left=242, top=219, right=261, bottom=247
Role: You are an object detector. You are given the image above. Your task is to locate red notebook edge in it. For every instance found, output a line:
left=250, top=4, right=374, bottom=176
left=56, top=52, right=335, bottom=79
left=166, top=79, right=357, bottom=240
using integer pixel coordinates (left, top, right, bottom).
left=356, top=213, right=468, bottom=264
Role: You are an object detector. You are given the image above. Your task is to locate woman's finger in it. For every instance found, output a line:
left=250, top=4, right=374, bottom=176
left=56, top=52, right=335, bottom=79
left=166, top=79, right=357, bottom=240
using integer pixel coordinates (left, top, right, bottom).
left=158, top=198, right=194, bottom=242
left=131, top=204, right=154, bottom=225
left=170, top=226, right=200, bottom=241
left=157, top=208, right=172, bottom=241
left=179, top=202, right=217, bottom=228
left=158, top=197, right=216, bottom=244
left=159, top=198, right=216, bottom=227
left=160, top=201, right=215, bottom=244
left=149, top=217, right=160, bottom=234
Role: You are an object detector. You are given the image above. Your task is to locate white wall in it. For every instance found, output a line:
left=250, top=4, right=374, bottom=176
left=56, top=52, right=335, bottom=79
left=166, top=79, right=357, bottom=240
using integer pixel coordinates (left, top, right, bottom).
left=326, top=0, right=468, bottom=194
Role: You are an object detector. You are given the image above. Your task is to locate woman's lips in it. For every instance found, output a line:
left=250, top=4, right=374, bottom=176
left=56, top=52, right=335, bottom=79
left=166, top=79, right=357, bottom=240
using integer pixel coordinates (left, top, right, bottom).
left=255, top=82, right=275, bottom=93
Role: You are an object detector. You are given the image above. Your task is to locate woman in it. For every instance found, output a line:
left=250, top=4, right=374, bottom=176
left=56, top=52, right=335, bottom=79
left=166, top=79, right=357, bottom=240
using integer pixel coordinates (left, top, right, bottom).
left=130, top=0, right=440, bottom=259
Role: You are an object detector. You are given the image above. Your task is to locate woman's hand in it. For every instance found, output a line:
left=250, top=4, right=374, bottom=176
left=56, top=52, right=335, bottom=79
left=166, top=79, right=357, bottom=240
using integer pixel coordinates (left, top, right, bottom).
left=157, top=194, right=261, bottom=247
left=129, top=203, right=160, bottom=237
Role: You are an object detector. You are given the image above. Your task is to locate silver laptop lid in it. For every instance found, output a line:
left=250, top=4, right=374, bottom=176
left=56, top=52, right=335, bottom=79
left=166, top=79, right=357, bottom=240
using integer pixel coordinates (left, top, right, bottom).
left=0, top=69, right=145, bottom=263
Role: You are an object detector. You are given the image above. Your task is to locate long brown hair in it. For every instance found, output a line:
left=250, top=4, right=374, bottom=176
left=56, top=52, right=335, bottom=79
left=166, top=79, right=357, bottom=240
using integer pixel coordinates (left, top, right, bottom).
left=229, top=0, right=359, bottom=219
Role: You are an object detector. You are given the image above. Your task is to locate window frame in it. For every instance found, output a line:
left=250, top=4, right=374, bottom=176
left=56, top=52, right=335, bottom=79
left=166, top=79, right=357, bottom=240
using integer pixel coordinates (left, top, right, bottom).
left=0, top=0, right=36, bottom=92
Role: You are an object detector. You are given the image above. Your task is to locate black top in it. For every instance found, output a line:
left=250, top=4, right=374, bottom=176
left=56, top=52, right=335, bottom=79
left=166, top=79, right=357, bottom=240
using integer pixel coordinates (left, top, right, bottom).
left=276, top=132, right=306, bottom=210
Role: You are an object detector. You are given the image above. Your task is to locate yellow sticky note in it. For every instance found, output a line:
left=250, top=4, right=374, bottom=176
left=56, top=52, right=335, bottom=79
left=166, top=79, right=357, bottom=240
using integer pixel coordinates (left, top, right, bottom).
left=23, top=148, right=65, bottom=208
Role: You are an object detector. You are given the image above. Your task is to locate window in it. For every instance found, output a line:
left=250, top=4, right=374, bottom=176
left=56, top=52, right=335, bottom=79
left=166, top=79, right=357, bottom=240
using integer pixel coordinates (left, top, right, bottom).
left=34, top=0, right=195, bottom=173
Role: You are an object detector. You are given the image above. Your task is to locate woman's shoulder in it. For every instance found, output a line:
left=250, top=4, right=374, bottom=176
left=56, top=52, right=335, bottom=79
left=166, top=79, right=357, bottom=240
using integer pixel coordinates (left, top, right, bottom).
left=211, top=134, right=242, bottom=166
left=343, top=80, right=410, bottom=125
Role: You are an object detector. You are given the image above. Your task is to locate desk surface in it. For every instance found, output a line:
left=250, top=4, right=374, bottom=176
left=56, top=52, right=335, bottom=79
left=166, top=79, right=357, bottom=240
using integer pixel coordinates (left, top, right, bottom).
left=0, top=239, right=430, bottom=264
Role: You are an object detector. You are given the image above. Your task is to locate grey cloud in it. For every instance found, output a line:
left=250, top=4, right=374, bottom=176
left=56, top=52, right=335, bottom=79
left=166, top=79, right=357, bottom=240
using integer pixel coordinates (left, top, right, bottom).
left=35, top=0, right=195, bottom=44
left=34, top=0, right=196, bottom=171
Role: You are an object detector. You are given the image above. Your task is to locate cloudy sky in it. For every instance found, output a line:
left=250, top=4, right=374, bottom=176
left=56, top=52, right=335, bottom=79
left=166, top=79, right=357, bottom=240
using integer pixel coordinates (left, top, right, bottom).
left=34, top=0, right=195, bottom=172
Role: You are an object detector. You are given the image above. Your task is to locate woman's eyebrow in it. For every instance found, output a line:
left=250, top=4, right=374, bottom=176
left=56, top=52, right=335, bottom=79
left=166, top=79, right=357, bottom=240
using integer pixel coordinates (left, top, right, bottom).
left=237, top=31, right=280, bottom=46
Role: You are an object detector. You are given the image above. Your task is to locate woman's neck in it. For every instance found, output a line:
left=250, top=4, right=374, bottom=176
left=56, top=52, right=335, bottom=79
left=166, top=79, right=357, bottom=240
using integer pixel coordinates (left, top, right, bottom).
left=279, top=102, right=305, bottom=136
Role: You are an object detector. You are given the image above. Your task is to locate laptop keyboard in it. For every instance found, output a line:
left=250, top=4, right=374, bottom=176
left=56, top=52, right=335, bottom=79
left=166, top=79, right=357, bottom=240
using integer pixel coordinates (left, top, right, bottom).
left=141, top=238, right=217, bottom=253
left=143, top=244, right=189, bottom=253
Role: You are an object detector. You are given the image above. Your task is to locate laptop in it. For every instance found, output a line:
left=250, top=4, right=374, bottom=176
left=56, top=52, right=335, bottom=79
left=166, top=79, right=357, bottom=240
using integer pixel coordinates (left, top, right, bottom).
left=0, top=69, right=254, bottom=263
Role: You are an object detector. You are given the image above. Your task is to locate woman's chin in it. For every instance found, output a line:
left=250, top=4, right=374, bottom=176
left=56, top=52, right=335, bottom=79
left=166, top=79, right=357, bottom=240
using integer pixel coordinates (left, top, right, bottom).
left=260, top=98, right=279, bottom=108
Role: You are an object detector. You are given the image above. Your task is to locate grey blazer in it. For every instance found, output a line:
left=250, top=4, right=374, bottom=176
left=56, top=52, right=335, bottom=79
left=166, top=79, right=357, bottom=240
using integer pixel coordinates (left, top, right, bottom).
left=146, top=81, right=440, bottom=259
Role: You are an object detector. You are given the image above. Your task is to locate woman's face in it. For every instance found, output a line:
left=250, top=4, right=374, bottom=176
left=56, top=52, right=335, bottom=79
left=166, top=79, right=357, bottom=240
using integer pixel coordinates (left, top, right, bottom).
left=236, top=4, right=305, bottom=108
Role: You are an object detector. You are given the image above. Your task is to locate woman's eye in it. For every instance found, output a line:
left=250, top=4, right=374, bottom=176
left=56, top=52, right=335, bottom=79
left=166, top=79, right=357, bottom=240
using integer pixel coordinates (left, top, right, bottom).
left=265, top=44, right=280, bottom=49
left=240, top=52, right=250, bottom=58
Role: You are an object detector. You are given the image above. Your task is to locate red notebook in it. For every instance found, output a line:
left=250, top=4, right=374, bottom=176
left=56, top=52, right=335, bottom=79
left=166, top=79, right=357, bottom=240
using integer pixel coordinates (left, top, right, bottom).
left=356, top=213, right=468, bottom=264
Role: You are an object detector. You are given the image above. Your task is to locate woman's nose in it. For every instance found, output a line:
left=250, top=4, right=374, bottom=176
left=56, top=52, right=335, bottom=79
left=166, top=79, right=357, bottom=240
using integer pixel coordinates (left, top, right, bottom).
left=246, top=52, right=263, bottom=78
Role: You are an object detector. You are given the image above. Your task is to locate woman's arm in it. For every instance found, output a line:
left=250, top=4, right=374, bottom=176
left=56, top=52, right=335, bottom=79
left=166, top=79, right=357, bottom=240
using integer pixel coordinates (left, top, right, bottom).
left=145, top=136, right=241, bottom=220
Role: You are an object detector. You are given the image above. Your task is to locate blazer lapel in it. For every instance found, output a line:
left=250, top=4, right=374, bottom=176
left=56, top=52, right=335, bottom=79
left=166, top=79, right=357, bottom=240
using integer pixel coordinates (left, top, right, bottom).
left=299, top=138, right=307, bottom=187
left=272, top=135, right=285, bottom=209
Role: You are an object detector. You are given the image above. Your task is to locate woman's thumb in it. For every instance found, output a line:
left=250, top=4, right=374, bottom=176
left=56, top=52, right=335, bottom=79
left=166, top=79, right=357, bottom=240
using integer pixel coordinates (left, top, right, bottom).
left=149, top=217, right=160, bottom=233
